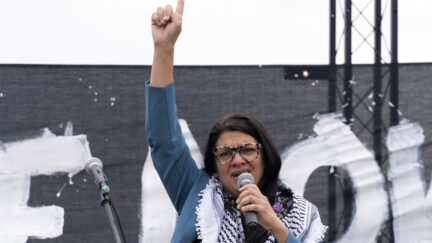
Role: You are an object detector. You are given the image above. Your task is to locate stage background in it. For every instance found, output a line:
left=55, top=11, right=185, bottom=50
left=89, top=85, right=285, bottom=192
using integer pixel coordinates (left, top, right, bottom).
left=0, top=63, right=431, bottom=242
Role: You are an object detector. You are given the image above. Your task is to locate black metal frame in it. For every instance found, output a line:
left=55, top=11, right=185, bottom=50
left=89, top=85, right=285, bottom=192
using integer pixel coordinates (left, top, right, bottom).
left=283, top=1, right=399, bottom=242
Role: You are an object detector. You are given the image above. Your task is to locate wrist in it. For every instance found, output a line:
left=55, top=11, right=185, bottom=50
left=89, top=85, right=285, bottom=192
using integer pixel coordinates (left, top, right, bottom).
left=150, top=45, right=175, bottom=87
left=270, top=220, right=289, bottom=243
left=153, top=46, right=175, bottom=64
left=154, top=44, right=175, bottom=54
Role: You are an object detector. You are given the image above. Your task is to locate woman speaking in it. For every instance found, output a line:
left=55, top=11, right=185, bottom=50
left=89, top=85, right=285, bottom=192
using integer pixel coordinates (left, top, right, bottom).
left=145, top=0, right=327, bottom=242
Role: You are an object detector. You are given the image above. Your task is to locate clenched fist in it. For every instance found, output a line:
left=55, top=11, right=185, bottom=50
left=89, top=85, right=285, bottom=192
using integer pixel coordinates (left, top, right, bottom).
left=151, top=0, right=184, bottom=49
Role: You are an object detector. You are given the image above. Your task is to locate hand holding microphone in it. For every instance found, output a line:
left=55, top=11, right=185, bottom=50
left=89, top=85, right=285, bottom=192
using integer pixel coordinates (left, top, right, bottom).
left=237, top=172, right=287, bottom=236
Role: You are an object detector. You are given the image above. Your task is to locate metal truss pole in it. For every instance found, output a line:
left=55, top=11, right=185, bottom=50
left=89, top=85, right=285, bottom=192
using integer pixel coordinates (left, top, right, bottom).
left=375, top=2, right=394, bottom=242
left=343, top=0, right=353, bottom=232
left=374, top=0, right=383, bottom=166
left=380, top=1, right=398, bottom=242
left=390, top=0, right=399, bottom=126
left=328, top=0, right=399, bottom=241
left=328, top=0, right=337, bottom=240
left=344, top=0, right=353, bottom=126
left=343, top=0, right=353, bottom=124
left=329, top=0, right=337, bottom=113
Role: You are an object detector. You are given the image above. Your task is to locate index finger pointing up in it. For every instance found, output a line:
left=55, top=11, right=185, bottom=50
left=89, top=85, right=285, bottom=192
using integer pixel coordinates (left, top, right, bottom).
left=175, top=0, right=184, bottom=16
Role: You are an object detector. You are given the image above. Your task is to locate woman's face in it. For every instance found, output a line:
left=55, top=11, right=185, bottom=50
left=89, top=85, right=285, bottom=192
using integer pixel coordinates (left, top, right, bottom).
left=213, top=131, right=264, bottom=198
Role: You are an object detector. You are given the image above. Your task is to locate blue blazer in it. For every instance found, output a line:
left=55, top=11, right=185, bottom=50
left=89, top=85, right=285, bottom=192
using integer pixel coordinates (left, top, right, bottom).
left=145, top=81, right=300, bottom=243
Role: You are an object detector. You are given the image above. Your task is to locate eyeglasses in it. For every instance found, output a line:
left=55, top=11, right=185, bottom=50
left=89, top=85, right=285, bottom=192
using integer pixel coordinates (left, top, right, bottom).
left=213, top=143, right=261, bottom=165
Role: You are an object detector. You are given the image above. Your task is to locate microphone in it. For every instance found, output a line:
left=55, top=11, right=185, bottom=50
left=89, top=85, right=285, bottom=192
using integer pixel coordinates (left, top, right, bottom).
left=85, top=157, right=110, bottom=194
left=237, top=172, right=259, bottom=228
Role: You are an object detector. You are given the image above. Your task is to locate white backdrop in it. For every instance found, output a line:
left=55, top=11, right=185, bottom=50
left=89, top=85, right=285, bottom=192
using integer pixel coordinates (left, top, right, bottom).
left=0, top=0, right=430, bottom=65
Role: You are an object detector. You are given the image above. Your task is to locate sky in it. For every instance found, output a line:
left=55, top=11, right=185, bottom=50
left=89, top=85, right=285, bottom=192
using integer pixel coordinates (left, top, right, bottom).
left=0, top=0, right=430, bottom=65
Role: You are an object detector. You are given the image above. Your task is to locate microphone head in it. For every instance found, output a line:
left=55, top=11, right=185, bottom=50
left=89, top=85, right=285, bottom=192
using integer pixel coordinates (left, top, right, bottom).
left=237, top=172, right=254, bottom=187
left=85, top=157, right=103, bottom=174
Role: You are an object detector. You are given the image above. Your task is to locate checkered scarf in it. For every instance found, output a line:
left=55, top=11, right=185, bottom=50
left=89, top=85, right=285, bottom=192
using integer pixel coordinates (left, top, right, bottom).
left=195, top=177, right=327, bottom=243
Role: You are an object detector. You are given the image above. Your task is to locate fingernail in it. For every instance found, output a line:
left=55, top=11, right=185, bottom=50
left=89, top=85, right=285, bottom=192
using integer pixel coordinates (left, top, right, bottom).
left=163, top=16, right=169, bottom=21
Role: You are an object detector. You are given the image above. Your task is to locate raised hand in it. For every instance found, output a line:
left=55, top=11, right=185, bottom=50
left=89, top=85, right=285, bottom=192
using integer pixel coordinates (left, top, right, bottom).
left=151, top=0, right=184, bottom=49
left=149, top=0, right=184, bottom=86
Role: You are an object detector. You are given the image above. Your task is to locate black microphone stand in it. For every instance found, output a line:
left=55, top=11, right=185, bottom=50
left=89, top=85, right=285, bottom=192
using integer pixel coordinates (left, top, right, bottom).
left=98, top=181, right=125, bottom=243
left=86, top=158, right=126, bottom=243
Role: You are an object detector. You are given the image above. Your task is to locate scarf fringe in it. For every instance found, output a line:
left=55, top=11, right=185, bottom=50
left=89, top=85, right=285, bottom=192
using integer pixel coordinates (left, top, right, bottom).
left=195, top=196, right=204, bottom=240
left=195, top=177, right=220, bottom=242
left=315, top=225, right=328, bottom=243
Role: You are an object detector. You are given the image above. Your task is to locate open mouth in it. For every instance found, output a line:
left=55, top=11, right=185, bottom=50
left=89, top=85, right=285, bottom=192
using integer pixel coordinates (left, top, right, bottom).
left=231, top=171, right=250, bottom=180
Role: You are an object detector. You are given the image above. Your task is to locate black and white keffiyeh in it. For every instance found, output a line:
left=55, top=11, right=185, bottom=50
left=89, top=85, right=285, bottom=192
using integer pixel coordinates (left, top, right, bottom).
left=195, top=177, right=327, bottom=243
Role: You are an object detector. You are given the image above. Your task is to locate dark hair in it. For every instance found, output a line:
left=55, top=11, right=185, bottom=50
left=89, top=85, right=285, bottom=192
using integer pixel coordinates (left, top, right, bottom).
left=204, top=113, right=281, bottom=203
left=204, top=113, right=282, bottom=242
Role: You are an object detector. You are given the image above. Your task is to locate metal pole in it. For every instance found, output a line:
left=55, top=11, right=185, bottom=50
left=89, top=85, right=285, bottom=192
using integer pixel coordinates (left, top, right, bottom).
left=374, top=0, right=383, bottom=166
left=104, top=200, right=123, bottom=243
left=344, top=0, right=353, bottom=126
left=343, top=0, right=353, bottom=231
left=328, top=0, right=338, bottom=241
left=329, top=0, right=337, bottom=112
left=382, top=2, right=398, bottom=242
left=390, top=0, right=399, bottom=126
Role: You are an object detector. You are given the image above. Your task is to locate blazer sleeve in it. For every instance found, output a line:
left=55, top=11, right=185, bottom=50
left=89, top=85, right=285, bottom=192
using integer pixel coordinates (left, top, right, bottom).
left=286, top=232, right=301, bottom=243
left=145, top=81, right=199, bottom=213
